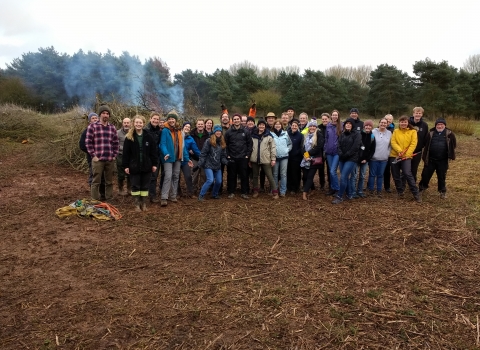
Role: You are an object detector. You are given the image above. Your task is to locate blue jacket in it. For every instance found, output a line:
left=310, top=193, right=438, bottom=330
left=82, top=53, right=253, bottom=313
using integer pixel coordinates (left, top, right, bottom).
left=159, top=127, right=190, bottom=164
left=271, top=130, right=292, bottom=159
left=182, top=134, right=201, bottom=165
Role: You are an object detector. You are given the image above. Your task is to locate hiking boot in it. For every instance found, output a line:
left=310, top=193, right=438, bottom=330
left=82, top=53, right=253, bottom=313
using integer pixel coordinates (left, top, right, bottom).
left=279, top=193, right=286, bottom=197
left=211, top=195, right=220, bottom=199
left=414, top=193, right=422, bottom=203
left=397, top=192, right=405, bottom=199
left=385, top=188, right=392, bottom=193
left=160, top=200, right=168, bottom=207
left=326, top=189, right=337, bottom=196
left=134, top=196, right=142, bottom=212
left=150, top=197, right=159, bottom=203
left=332, top=196, right=343, bottom=204
left=439, top=192, right=447, bottom=199
left=198, top=195, right=204, bottom=202
left=140, top=197, right=147, bottom=211
left=228, top=193, right=235, bottom=199
left=169, top=198, right=178, bottom=203
left=358, top=192, right=366, bottom=198
left=376, top=191, right=383, bottom=198
left=241, top=194, right=249, bottom=200
left=351, top=193, right=360, bottom=199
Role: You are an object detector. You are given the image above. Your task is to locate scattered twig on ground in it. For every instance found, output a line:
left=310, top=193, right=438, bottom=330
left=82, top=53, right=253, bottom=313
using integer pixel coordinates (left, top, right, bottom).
left=211, top=271, right=276, bottom=285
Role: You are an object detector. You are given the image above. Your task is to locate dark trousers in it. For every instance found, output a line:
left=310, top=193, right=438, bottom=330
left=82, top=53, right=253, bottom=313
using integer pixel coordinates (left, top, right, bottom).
left=390, top=157, right=419, bottom=195
left=287, top=159, right=302, bottom=192
left=149, top=160, right=164, bottom=198
left=302, top=167, right=318, bottom=193
left=383, top=159, right=392, bottom=190
left=316, top=160, right=329, bottom=189
left=130, top=172, right=151, bottom=194
left=410, top=152, right=423, bottom=182
left=419, top=159, right=448, bottom=193
left=227, top=158, right=249, bottom=195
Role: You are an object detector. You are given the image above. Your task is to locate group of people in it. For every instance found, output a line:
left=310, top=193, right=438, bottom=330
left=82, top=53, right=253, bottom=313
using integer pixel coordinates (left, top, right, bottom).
left=80, top=104, right=457, bottom=211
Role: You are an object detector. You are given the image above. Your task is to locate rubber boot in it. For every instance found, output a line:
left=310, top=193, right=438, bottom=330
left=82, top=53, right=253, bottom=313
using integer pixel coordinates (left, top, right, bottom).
left=141, top=196, right=147, bottom=211
left=134, top=196, right=142, bottom=212
left=126, top=177, right=132, bottom=195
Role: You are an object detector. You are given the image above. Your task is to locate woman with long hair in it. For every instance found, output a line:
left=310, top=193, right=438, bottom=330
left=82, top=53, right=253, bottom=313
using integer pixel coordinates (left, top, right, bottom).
left=204, top=119, right=214, bottom=135
left=332, top=118, right=362, bottom=204
left=324, top=110, right=342, bottom=196
left=122, top=115, right=158, bottom=211
left=271, top=120, right=292, bottom=197
left=301, top=119, right=325, bottom=200
left=178, top=122, right=200, bottom=198
left=197, top=125, right=228, bottom=200
left=287, top=120, right=304, bottom=194
left=389, top=115, right=421, bottom=202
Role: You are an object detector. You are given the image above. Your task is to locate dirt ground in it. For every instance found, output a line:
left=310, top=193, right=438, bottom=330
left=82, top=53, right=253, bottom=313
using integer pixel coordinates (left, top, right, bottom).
left=1, top=137, right=479, bottom=350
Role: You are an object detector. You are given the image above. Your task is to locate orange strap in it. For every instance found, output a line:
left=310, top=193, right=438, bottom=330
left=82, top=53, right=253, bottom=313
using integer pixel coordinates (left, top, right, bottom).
left=94, top=202, right=122, bottom=220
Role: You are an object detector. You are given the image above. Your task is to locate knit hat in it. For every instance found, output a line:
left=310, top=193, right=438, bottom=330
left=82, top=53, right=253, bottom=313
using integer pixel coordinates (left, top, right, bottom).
left=435, top=118, right=447, bottom=127
left=266, top=112, right=276, bottom=118
left=364, top=119, right=374, bottom=127
left=307, top=119, right=318, bottom=128
left=167, top=113, right=178, bottom=121
left=257, top=119, right=267, bottom=127
left=183, top=121, right=191, bottom=127
left=213, top=125, right=222, bottom=133
left=87, top=112, right=98, bottom=122
left=97, top=105, right=112, bottom=115
left=246, top=116, right=255, bottom=123
left=285, top=107, right=295, bottom=112
left=349, top=108, right=359, bottom=114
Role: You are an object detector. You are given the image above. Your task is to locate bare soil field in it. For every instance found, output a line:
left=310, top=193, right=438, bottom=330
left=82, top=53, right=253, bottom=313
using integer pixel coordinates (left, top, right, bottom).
left=1, top=136, right=479, bottom=350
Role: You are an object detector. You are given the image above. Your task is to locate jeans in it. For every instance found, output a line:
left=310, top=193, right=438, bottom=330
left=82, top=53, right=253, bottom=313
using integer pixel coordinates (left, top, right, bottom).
left=367, top=160, right=388, bottom=192
left=326, top=154, right=339, bottom=191
left=200, top=168, right=222, bottom=197
left=356, top=162, right=368, bottom=194
left=272, top=158, right=288, bottom=195
left=349, top=164, right=358, bottom=196
left=161, top=160, right=181, bottom=200
left=338, top=161, right=356, bottom=198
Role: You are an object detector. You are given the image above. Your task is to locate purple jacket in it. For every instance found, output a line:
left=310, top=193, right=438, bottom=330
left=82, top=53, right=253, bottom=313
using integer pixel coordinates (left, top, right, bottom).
left=324, top=123, right=339, bottom=156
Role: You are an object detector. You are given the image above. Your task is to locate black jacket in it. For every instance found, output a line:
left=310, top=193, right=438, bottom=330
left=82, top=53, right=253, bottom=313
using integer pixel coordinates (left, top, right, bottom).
left=225, top=126, right=253, bottom=159
left=338, top=130, right=362, bottom=163
left=122, top=132, right=159, bottom=174
left=422, top=128, right=456, bottom=166
left=358, top=131, right=376, bottom=163
left=409, top=116, right=429, bottom=153
left=198, top=138, right=228, bottom=170
left=288, top=129, right=304, bottom=162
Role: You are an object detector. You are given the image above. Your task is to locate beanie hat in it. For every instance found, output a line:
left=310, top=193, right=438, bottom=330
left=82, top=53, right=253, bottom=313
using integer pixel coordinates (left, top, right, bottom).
left=88, top=112, right=98, bottom=122
left=183, top=121, right=191, bottom=127
left=344, top=118, right=356, bottom=126
left=97, top=105, right=112, bottom=115
left=257, top=119, right=267, bottom=127
left=213, top=125, right=222, bottom=133
left=364, top=119, right=374, bottom=127
left=350, top=108, right=359, bottom=114
left=307, top=119, right=318, bottom=128
left=246, top=116, right=255, bottom=123
left=285, top=107, right=295, bottom=112
left=167, top=113, right=178, bottom=121
left=266, top=112, right=276, bottom=118
left=435, top=118, right=447, bottom=127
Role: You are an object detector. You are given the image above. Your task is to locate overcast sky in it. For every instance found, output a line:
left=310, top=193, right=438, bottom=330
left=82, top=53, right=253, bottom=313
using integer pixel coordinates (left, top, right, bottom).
left=1, top=0, right=479, bottom=77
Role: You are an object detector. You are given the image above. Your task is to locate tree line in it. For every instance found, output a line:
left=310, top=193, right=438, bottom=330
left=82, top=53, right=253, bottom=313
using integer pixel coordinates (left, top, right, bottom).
left=1, top=46, right=479, bottom=119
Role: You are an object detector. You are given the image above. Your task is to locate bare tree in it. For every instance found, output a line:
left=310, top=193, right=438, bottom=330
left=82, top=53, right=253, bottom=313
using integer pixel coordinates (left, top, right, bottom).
left=325, top=64, right=372, bottom=87
left=229, top=60, right=259, bottom=75
left=463, top=54, right=480, bottom=73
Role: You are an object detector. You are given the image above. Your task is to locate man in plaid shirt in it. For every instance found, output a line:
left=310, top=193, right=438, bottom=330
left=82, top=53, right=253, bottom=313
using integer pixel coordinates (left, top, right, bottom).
left=86, top=105, right=119, bottom=201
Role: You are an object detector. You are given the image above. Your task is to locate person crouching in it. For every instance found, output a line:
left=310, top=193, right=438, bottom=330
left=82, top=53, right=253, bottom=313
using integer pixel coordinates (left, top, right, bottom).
left=123, top=115, right=158, bottom=212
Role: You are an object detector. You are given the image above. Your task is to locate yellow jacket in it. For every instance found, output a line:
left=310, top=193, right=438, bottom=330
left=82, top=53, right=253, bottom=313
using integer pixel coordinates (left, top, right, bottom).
left=389, top=128, right=417, bottom=158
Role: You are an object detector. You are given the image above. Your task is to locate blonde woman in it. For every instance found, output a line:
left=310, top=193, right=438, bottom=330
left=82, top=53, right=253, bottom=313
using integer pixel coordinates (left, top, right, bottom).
left=123, top=115, right=159, bottom=211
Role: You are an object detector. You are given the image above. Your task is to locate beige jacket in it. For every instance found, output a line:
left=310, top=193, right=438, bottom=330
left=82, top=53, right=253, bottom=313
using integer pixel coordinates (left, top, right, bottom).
left=250, top=131, right=277, bottom=164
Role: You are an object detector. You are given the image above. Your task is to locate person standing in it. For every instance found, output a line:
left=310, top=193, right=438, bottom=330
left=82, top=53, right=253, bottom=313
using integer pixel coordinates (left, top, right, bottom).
left=190, top=119, right=209, bottom=194
left=332, top=119, right=362, bottom=204
left=271, top=120, right=292, bottom=197
left=179, top=122, right=200, bottom=198
left=324, top=110, right=342, bottom=196
left=346, top=108, right=364, bottom=198
left=85, top=105, right=119, bottom=201
left=145, top=112, right=163, bottom=203
left=419, top=119, right=456, bottom=199
left=409, top=106, right=429, bottom=182
left=122, top=115, right=158, bottom=212
left=117, top=117, right=131, bottom=195
left=354, top=120, right=376, bottom=198
left=79, top=112, right=105, bottom=197
left=383, top=114, right=395, bottom=193
left=250, top=120, right=278, bottom=199
left=225, top=113, right=252, bottom=199
left=197, top=125, right=229, bottom=201
left=367, top=118, right=392, bottom=196
left=301, top=120, right=325, bottom=200
left=287, top=119, right=304, bottom=194
left=286, top=107, right=295, bottom=123
left=159, top=113, right=192, bottom=206
left=389, top=115, right=421, bottom=202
